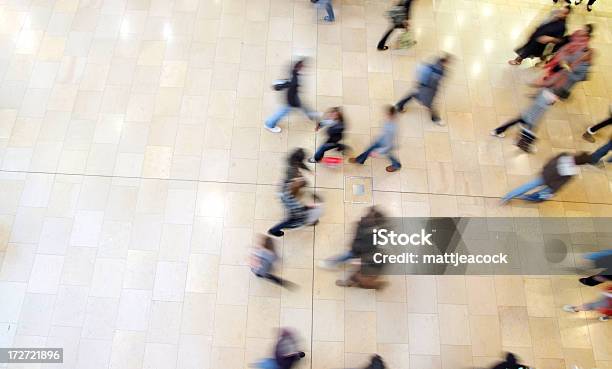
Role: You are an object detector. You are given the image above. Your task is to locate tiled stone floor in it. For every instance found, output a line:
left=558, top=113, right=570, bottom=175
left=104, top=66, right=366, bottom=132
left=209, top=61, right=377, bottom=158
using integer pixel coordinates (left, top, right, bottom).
left=1, top=0, right=612, bottom=368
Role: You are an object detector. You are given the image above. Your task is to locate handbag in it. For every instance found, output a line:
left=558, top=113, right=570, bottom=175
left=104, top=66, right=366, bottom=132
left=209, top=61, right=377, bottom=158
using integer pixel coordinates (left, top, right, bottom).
left=398, top=29, right=416, bottom=49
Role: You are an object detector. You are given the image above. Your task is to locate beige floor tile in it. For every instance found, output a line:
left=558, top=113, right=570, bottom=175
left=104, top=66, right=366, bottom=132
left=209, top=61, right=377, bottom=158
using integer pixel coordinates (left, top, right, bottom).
left=437, top=304, right=471, bottom=345
left=469, top=314, right=502, bottom=357
left=213, top=304, right=247, bottom=347
left=440, top=345, right=473, bottom=369
left=408, top=313, right=440, bottom=355
left=499, top=306, right=532, bottom=348
left=530, top=317, right=564, bottom=359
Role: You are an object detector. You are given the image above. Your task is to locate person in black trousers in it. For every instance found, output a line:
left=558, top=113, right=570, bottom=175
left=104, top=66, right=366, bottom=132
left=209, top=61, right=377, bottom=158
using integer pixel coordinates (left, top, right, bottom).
left=574, top=0, right=597, bottom=12
left=377, top=0, right=413, bottom=51
left=582, top=105, right=611, bottom=143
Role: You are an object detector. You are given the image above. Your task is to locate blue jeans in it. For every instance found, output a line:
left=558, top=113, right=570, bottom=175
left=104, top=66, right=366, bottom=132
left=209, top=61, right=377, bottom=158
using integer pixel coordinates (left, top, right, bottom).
left=355, top=141, right=401, bottom=169
left=314, top=142, right=344, bottom=161
left=590, top=139, right=612, bottom=163
left=502, top=176, right=553, bottom=202
left=318, top=0, right=334, bottom=20
left=265, top=105, right=317, bottom=129
left=253, top=358, right=279, bottom=369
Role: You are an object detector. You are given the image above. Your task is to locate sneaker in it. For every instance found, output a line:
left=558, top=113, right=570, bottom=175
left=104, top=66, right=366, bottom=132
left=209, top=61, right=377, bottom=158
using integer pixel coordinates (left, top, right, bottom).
left=575, top=0, right=583, bottom=4
left=599, top=315, right=610, bottom=321
left=490, top=130, right=505, bottom=138
left=264, top=125, right=281, bottom=133
left=582, top=131, right=595, bottom=143
left=587, top=4, right=592, bottom=10
left=307, top=157, right=317, bottom=164
left=563, top=305, right=579, bottom=313
left=433, top=120, right=446, bottom=126
left=323, top=16, right=334, bottom=22
left=386, top=165, right=400, bottom=172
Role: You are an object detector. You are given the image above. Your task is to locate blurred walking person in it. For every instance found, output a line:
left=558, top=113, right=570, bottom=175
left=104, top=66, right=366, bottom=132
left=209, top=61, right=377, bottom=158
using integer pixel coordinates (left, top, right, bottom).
left=349, top=105, right=401, bottom=172
left=508, top=6, right=570, bottom=65
left=265, top=59, right=319, bottom=133
left=252, top=329, right=306, bottom=369
left=533, top=25, right=593, bottom=90
left=395, top=54, right=452, bottom=126
left=308, top=107, right=348, bottom=163
left=490, top=87, right=569, bottom=152
left=319, top=206, right=385, bottom=269
left=377, top=0, right=414, bottom=51
left=501, top=152, right=591, bottom=203
left=563, top=284, right=612, bottom=321
left=250, top=235, right=295, bottom=289
left=268, top=148, right=323, bottom=237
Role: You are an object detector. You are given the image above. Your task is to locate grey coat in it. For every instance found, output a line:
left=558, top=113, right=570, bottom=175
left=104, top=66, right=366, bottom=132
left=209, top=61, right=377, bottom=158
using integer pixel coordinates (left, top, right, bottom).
left=414, top=62, right=445, bottom=108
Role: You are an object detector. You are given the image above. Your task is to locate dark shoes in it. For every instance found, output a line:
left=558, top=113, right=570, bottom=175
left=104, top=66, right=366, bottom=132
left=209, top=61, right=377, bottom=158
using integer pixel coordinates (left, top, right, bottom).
left=385, top=165, right=400, bottom=172
left=268, top=229, right=284, bottom=237
left=348, top=157, right=359, bottom=164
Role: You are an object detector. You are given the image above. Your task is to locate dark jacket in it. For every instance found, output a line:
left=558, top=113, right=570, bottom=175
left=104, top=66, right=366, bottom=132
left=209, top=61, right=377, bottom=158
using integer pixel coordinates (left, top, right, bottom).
left=287, top=68, right=301, bottom=108
left=542, top=153, right=574, bottom=193
left=274, top=333, right=301, bottom=369
left=516, top=19, right=567, bottom=59
left=325, top=120, right=344, bottom=144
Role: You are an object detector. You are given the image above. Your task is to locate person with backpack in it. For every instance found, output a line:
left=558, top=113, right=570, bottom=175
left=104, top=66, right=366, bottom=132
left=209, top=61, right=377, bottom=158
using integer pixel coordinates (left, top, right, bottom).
left=563, top=284, right=612, bottom=321
left=377, top=0, right=413, bottom=51
left=395, top=54, right=452, bottom=126
left=249, top=234, right=295, bottom=288
left=308, top=107, right=348, bottom=163
left=265, top=59, right=319, bottom=133
left=349, top=105, right=402, bottom=172
left=501, top=152, right=591, bottom=204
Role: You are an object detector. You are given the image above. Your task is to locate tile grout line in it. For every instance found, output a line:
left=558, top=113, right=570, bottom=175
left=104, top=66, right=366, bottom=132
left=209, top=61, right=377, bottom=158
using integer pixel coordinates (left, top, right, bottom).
left=1, top=168, right=611, bottom=207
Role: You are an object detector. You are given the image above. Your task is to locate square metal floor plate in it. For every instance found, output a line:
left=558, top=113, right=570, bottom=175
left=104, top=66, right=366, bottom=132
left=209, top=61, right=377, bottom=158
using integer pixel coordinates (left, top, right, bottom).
left=344, top=176, right=373, bottom=203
